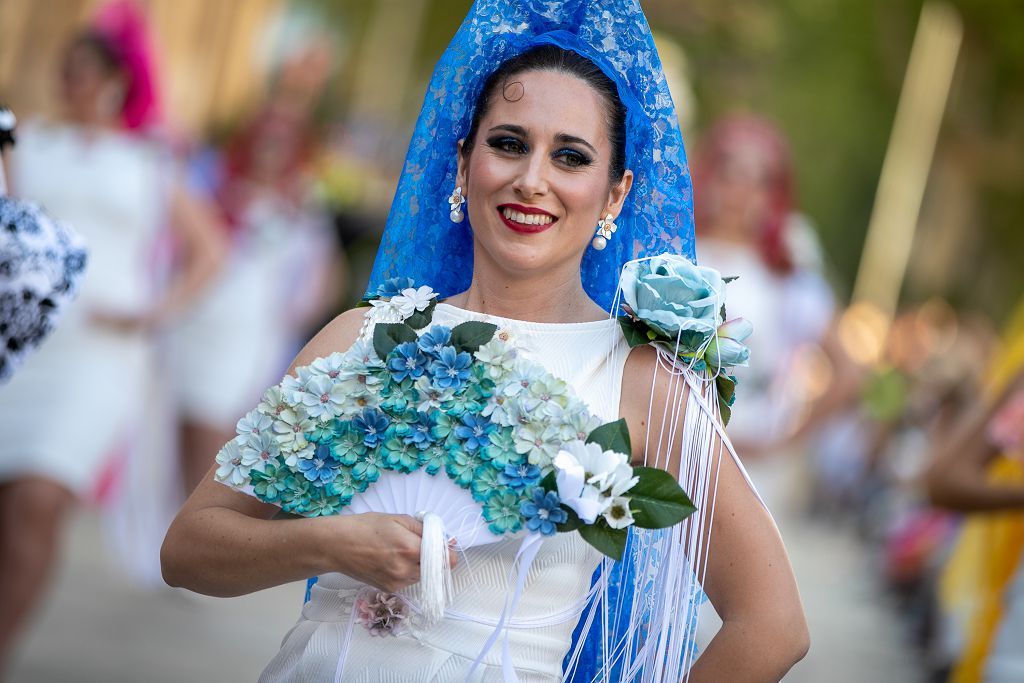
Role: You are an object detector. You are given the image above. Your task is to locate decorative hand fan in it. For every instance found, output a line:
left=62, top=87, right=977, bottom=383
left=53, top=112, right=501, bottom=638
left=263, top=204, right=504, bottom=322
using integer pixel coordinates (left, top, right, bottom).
left=0, top=107, right=88, bottom=382
left=215, top=281, right=696, bottom=625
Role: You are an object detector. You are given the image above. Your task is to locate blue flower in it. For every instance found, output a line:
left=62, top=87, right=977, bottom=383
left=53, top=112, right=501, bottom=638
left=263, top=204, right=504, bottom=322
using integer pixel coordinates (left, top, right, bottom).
left=618, top=254, right=724, bottom=341
left=417, top=325, right=452, bottom=357
left=353, top=408, right=390, bottom=448
left=297, top=442, right=342, bottom=485
left=499, top=462, right=542, bottom=490
left=387, top=342, right=429, bottom=382
left=430, top=346, right=472, bottom=390
left=404, top=412, right=437, bottom=449
left=375, top=276, right=415, bottom=298
left=454, top=413, right=496, bottom=452
left=520, top=489, right=567, bottom=536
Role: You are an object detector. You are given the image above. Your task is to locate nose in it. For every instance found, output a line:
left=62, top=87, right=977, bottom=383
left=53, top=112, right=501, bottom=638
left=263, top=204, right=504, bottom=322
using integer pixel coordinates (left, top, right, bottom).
left=511, top=151, right=549, bottom=199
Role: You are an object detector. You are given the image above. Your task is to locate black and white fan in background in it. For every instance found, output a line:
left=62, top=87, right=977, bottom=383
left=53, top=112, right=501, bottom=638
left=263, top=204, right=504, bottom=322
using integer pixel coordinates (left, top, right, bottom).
left=0, top=107, right=88, bottom=382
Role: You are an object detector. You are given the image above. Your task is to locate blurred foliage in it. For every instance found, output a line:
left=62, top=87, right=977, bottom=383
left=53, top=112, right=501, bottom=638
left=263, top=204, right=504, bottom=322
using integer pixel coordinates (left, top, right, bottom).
left=298, top=0, right=1022, bottom=320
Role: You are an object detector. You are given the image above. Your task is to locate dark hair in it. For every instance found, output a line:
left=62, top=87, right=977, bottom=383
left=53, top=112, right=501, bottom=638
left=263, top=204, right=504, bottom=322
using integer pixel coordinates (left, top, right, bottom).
left=463, top=45, right=627, bottom=182
left=67, top=31, right=124, bottom=75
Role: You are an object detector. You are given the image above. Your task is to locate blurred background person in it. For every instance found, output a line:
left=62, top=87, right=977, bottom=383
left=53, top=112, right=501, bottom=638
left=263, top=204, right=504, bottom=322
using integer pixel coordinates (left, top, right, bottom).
left=692, top=114, right=837, bottom=506
left=0, top=1, right=224, bottom=670
left=927, top=299, right=1024, bottom=682
left=170, top=27, right=341, bottom=493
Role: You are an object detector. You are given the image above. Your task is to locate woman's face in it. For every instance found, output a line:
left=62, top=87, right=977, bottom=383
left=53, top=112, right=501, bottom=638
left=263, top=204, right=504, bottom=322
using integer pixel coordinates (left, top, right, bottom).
left=701, top=140, right=772, bottom=239
left=457, top=69, right=632, bottom=280
left=59, top=41, right=124, bottom=122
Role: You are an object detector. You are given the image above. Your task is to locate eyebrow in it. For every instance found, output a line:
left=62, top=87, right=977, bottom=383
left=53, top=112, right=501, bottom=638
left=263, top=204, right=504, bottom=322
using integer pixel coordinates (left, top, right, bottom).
left=487, top=124, right=599, bottom=156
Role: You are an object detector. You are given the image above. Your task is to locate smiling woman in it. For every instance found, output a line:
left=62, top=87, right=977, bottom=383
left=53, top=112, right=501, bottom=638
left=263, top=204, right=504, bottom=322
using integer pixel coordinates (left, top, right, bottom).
left=160, top=2, right=807, bottom=681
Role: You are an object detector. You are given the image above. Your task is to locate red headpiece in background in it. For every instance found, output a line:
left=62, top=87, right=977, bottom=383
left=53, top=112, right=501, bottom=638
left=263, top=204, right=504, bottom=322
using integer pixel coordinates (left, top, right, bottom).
left=91, top=0, right=162, bottom=131
left=693, top=115, right=795, bottom=274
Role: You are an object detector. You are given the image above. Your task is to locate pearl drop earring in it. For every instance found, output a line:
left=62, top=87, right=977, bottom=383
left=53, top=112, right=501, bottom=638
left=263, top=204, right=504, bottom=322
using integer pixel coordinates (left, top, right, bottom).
left=448, top=186, right=466, bottom=223
left=592, top=213, right=616, bottom=250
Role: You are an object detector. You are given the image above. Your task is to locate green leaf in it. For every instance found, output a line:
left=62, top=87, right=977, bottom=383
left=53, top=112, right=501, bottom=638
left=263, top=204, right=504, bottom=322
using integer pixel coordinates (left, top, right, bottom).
left=617, top=315, right=651, bottom=348
left=718, top=399, right=732, bottom=427
left=556, top=506, right=584, bottom=533
left=450, top=321, right=497, bottom=353
left=578, top=523, right=628, bottom=560
left=373, top=323, right=418, bottom=360
left=722, top=275, right=739, bottom=284
left=586, top=418, right=632, bottom=455
left=627, top=466, right=697, bottom=529
left=405, top=298, right=437, bottom=329
left=355, top=299, right=373, bottom=308
left=539, top=471, right=557, bottom=492
left=715, top=374, right=737, bottom=426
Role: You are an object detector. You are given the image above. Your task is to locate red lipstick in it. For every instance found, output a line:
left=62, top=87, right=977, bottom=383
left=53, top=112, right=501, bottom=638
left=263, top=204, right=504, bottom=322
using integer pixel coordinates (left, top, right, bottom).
left=497, top=203, right=558, bottom=235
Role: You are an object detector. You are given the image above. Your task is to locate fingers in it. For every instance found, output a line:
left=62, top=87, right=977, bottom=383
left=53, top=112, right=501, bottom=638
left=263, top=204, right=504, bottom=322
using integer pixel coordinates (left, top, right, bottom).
left=393, top=514, right=424, bottom=537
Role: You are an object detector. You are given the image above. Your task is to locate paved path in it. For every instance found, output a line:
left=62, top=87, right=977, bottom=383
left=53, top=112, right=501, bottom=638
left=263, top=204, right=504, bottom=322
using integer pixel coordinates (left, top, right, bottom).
left=9, top=506, right=921, bottom=682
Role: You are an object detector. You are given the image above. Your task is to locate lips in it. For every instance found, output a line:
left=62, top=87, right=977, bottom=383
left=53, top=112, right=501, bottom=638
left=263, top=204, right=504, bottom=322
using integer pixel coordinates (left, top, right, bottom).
left=497, top=203, right=557, bottom=234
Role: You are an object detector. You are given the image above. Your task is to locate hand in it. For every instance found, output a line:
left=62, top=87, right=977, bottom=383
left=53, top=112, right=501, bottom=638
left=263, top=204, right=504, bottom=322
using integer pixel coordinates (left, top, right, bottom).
left=323, top=513, right=458, bottom=593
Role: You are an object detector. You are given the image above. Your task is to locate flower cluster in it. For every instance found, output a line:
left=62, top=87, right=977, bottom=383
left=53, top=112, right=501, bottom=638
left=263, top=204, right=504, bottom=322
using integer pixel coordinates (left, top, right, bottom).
left=215, top=284, right=695, bottom=559
left=617, top=253, right=752, bottom=424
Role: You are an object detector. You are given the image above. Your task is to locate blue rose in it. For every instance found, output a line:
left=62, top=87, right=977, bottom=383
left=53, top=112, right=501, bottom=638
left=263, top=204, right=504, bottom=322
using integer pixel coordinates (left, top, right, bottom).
left=619, top=254, right=725, bottom=341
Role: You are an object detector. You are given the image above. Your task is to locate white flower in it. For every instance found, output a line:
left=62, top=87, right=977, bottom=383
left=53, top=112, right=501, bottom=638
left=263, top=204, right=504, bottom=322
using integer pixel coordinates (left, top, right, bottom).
left=309, top=352, right=348, bottom=380
left=236, top=409, right=273, bottom=439
left=413, top=375, right=455, bottom=412
left=366, top=299, right=405, bottom=326
left=502, top=361, right=547, bottom=398
left=606, top=462, right=640, bottom=497
left=215, top=439, right=251, bottom=486
left=603, top=497, right=636, bottom=529
left=298, top=375, right=346, bottom=419
left=553, top=441, right=617, bottom=523
left=241, top=432, right=280, bottom=474
left=273, top=407, right=314, bottom=452
left=390, top=286, right=436, bottom=318
left=257, top=386, right=290, bottom=417
left=474, top=338, right=517, bottom=379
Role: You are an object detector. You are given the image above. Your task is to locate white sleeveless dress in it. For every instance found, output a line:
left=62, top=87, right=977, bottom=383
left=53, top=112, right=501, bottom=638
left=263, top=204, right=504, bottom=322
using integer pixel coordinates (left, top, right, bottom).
left=0, top=122, right=167, bottom=494
left=259, top=303, right=631, bottom=682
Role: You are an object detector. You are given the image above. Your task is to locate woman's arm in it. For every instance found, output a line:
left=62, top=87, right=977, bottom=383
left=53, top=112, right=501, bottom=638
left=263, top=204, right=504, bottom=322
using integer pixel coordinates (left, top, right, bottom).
left=926, top=371, right=1024, bottom=512
left=161, top=308, right=454, bottom=597
left=621, top=347, right=809, bottom=681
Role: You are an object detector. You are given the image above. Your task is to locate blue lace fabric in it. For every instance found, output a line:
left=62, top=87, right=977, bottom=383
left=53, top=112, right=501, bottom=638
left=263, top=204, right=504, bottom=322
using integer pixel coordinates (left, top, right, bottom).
left=362, top=1, right=702, bottom=677
left=364, top=0, right=695, bottom=312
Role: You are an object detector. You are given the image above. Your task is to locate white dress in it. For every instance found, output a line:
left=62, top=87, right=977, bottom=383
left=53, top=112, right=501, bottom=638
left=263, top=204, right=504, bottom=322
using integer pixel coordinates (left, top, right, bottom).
left=259, top=303, right=631, bottom=682
left=0, top=122, right=166, bottom=494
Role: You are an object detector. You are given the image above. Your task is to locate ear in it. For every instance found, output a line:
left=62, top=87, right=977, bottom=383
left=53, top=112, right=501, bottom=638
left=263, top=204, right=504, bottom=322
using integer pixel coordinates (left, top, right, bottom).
left=455, top=138, right=468, bottom=191
left=605, top=169, right=634, bottom=219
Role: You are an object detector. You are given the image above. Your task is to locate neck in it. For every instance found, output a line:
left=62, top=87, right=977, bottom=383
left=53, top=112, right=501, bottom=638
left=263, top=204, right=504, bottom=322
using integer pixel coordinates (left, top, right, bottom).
left=448, top=252, right=605, bottom=324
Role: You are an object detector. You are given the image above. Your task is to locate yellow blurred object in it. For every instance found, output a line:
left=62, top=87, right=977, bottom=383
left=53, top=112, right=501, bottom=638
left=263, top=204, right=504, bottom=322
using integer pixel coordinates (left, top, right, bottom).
left=941, top=299, right=1024, bottom=682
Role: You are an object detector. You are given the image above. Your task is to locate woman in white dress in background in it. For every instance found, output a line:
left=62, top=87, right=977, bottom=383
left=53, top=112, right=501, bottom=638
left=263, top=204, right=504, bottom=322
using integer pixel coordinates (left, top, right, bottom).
left=0, top=4, right=225, bottom=670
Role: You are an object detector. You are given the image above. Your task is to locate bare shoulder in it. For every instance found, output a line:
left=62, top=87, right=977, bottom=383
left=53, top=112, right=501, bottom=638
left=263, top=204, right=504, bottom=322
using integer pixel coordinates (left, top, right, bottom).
left=618, top=344, right=693, bottom=464
left=288, top=307, right=369, bottom=374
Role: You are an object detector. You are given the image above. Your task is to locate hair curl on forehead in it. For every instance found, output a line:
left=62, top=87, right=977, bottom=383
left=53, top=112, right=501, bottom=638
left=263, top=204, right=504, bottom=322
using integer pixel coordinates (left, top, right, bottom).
left=462, top=44, right=628, bottom=182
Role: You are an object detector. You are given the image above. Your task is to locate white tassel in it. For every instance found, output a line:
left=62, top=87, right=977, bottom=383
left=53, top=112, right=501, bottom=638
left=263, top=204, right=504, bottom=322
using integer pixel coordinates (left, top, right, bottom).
left=418, top=511, right=452, bottom=627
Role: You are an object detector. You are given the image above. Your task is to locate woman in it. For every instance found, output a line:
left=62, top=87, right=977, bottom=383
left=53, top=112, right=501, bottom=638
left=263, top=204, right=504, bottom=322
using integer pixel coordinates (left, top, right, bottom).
left=162, top=2, right=807, bottom=679
left=0, top=2, right=224, bottom=669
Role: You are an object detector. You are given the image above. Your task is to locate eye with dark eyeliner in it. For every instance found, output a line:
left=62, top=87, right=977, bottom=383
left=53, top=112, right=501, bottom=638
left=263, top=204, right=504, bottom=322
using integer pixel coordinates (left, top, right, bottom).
left=486, top=135, right=527, bottom=154
left=554, top=147, right=593, bottom=168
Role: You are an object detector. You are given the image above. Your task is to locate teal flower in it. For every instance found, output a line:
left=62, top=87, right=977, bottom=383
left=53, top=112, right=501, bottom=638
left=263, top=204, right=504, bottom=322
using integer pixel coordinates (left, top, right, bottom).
left=483, top=428, right=522, bottom=468
left=304, top=490, right=345, bottom=517
left=250, top=463, right=289, bottom=502
left=330, top=422, right=366, bottom=466
left=618, top=254, right=724, bottom=341
left=418, top=442, right=448, bottom=475
left=445, top=447, right=484, bottom=488
left=327, top=467, right=366, bottom=502
left=470, top=465, right=503, bottom=503
left=430, top=411, right=457, bottom=443
left=382, top=436, right=419, bottom=474
left=307, top=419, right=339, bottom=443
left=380, top=376, right=414, bottom=414
left=281, top=477, right=314, bottom=515
left=483, top=491, right=524, bottom=535
left=352, top=449, right=383, bottom=483
left=513, top=422, right=563, bottom=468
